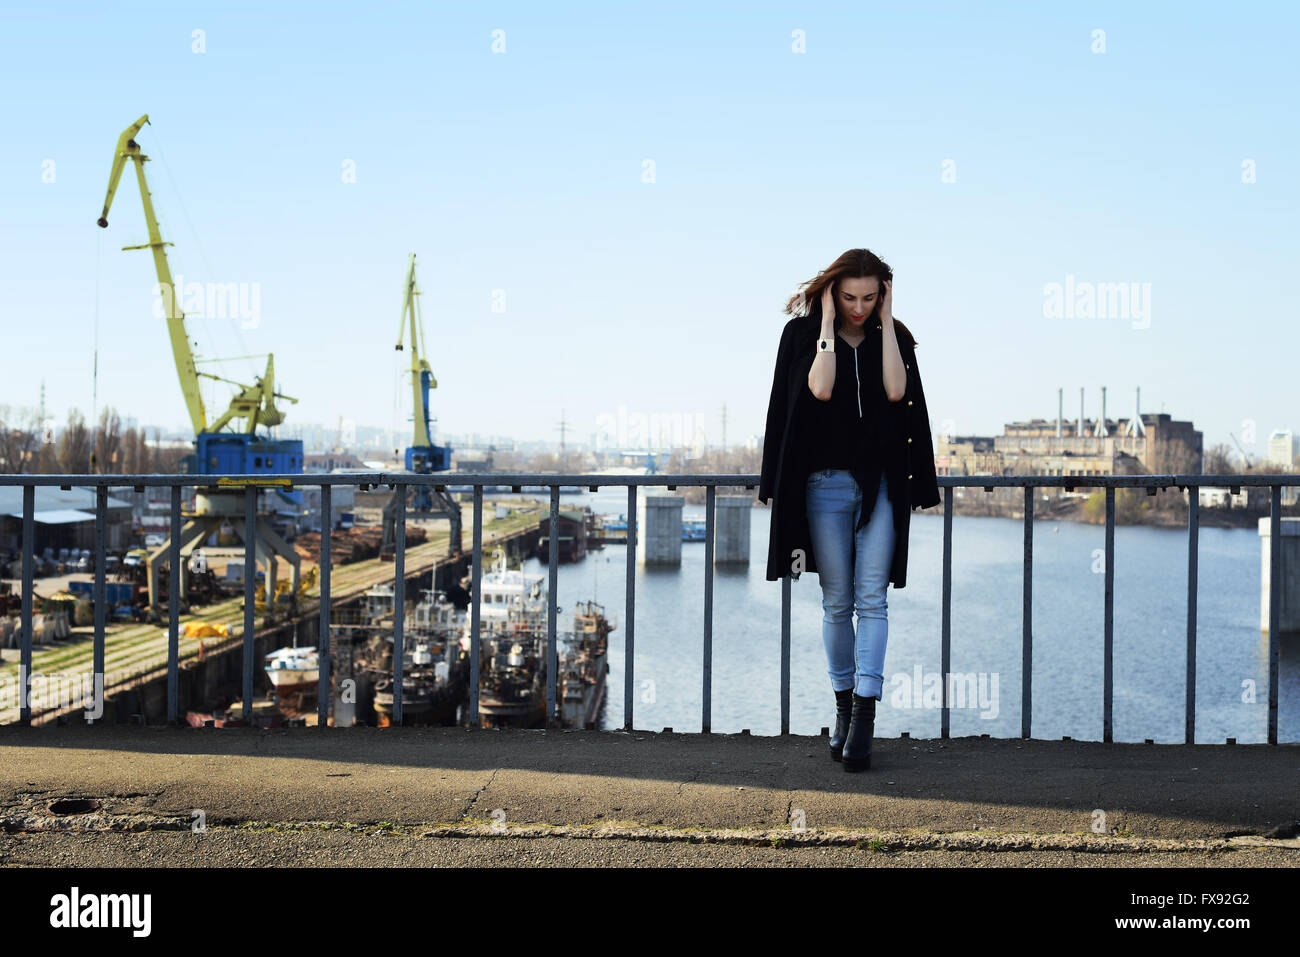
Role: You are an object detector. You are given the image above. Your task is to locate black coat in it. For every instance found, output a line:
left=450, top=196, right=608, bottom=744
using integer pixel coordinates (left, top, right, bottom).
left=758, top=312, right=941, bottom=587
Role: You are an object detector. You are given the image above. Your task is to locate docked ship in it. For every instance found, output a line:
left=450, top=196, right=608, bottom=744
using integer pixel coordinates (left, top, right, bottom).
left=591, top=513, right=627, bottom=545
left=682, top=519, right=706, bottom=542
left=264, top=645, right=320, bottom=717
left=460, top=550, right=549, bottom=727
left=348, top=582, right=469, bottom=727
left=461, top=550, right=613, bottom=729
left=537, top=506, right=591, bottom=563
left=591, top=513, right=705, bottom=544
left=559, top=599, right=612, bottom=728
left=477, top=630, right=548, bottom=727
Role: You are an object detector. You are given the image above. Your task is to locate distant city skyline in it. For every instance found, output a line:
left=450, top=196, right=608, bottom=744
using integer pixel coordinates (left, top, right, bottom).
left=2, top=2, right=1296, bottom=464
left=14, top=405, right=1292, bottom=472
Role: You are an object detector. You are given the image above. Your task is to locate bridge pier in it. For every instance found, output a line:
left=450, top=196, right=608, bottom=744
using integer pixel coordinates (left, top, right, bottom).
left=1259, top=516, right=1300, bottom=635
left=637, top=495, right=683, bottom=566
left=713, top=495, right=752, bottom=565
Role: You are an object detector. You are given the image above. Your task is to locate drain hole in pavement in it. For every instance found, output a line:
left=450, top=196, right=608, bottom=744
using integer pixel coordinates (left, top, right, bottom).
left=48, top=799, right=100, bottom=815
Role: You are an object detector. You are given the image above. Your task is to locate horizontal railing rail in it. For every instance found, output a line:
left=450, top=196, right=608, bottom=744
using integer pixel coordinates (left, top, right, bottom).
left=0, top=472, right=1294, bottom=743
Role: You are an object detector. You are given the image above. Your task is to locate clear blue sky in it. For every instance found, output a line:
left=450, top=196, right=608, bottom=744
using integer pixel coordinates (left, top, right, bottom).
left=2, top=1, right=1296, bottom=458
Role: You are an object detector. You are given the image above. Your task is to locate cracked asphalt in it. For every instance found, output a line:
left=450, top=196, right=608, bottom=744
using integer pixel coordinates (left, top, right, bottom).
left=1, top=725, right=1297, bottom=867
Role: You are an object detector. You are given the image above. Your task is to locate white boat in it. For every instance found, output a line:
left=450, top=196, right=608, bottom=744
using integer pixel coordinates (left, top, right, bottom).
left=411, top=588, right=463, bottom=637
left=457, top=550, right=548, bottom=654
left=363, top=582, right=396, bottom=624
left=264, top=646, right=320, bottom=692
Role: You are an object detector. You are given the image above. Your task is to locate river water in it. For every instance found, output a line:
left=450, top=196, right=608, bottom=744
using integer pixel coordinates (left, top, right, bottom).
left=512, top=488, right=1297, bottom=743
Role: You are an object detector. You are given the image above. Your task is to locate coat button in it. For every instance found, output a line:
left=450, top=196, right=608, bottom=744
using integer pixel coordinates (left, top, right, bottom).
left=907, top=437, right=912, bottom=443
left=876, top=325, right=881, bottom=330
left=904, top=363, right=909, bottom=369
left=908, top=474, right=913, bottom=480
left=907, top=400, right=913, bottom=406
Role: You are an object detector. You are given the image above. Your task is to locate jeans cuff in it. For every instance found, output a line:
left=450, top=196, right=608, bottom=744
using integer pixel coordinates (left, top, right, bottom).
left=854, top=678, right=883, bottom=700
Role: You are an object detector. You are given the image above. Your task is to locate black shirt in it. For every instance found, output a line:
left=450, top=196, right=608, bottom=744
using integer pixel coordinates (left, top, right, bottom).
left=794, top=324, right=889, bottom=502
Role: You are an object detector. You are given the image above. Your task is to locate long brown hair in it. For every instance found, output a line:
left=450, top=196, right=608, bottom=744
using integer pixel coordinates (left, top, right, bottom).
left=784, top=248, right=916, bottom=348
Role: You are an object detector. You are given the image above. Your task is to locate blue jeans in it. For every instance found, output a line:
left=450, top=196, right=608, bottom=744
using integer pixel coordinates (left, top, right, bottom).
left=805, top=469, right=896, bottom=700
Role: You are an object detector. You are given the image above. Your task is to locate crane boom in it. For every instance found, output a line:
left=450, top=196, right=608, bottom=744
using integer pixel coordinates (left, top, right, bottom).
left=97, top=114, right=207, bottom=436
left=1229, top=432, right=1254, bottom=468
left=97, top=114, right=295, bottom=442
left=395, top=252, right=435, bottom=449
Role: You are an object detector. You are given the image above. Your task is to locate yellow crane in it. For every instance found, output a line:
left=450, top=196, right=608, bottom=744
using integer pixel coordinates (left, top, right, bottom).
left=97, top=113, right=296, bottom=438
left=380, top=254, right=459, bottom=558
left=396, top=252, right=436, bottom=452
left=96, top=113, right=302, bottom=611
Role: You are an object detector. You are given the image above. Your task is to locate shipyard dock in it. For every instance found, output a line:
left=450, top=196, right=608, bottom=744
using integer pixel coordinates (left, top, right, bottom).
left=0, top=501, right=547, bottom=726
left=0, top=726, right=1296, bottom=867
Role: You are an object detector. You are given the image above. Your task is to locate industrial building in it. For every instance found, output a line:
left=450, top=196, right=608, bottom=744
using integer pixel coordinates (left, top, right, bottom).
left=0, top=486, right=133, bottom=555
left=937, top=386, right=1203, bottom=479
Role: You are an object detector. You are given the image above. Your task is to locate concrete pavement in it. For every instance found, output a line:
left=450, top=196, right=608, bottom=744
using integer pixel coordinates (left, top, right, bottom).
left=1, top=726, right=1297, bottom=866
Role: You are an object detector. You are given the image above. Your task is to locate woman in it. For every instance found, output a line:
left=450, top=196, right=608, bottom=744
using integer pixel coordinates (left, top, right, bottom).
left=758, top=249, right=941, bottom=772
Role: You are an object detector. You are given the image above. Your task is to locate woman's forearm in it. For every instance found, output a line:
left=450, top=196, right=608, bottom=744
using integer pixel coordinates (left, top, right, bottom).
left=880, top=319, right=906, bottom=402
left=807, top=316, right=837, bottom=400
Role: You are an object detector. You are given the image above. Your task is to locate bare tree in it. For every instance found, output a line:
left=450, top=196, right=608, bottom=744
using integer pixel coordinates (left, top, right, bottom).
left=92, top=408, right=123, bottom=474
left=120, top=426, right=140, bottom=473
left=151, top=429, right=187, bottom=473
left=1204, top=443, right=1236, bottom=474
left=532, top=451, right=561, bottom=472
left=139, top=428, right=154, bottom=473
left=35, top=441, right=60, bottom=474
left=58, top=408, right=92, bottom=473
left=0, top=404, right=42, bottom=473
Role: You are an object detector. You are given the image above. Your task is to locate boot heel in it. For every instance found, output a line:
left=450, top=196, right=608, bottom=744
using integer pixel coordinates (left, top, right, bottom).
left=842, top=693, right=876, bottom=773
left=829, top=688, right=853, bottom=762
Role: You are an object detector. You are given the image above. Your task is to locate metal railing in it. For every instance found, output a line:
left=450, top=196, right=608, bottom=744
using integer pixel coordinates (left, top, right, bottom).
left=0, top=472, right=1294, bottom=743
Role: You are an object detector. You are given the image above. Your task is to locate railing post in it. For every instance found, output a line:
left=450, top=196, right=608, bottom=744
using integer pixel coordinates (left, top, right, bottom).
left=167, top=485, right=181, bottom=724
left=624, top=484, right=637, bottom=731
left=469, top=483, right=483, bottom=726
left=1021, top=484, right=1033, bottom=740
left=780, top=574, right=790, bottom=735
left=941, top=485, right=953, bottom=739
left=702, top=484, right=714, bottom=734
left=93, top=485, right=107, bottom=722
left=1267, top=484, right=1280, bottom=745
left=546, top=485, right=559, bottom=727
left=392, top=483, right=405, bottom=726
left=242, top=485, right=256, bottom=722
left=19, top=484, right=33, bottom=726
left=1104, top=485, right=1115, bottom=743
left=1185, top=485, right=1199, bottom=745
left=317, top=483, right=332, bottom=727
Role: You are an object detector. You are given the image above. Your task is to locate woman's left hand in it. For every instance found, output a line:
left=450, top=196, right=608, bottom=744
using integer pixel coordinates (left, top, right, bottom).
left=880, top=279, right=893, bottom=324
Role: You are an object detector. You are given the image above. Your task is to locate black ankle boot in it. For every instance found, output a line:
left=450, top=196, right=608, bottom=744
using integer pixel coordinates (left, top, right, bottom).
left=829, top=688, right=853, bottom=761
left=842, top=693, right=876, bottom=772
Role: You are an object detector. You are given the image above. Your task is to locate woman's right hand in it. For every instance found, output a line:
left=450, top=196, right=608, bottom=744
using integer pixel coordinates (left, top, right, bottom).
left=820, top=283, right=835, bottom=330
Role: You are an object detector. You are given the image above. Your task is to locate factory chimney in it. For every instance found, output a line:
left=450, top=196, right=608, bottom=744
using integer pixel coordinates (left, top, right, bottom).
left=1124, top=386, right=1146, bottom=437
left=1093, top=386, right=1109, bottom=437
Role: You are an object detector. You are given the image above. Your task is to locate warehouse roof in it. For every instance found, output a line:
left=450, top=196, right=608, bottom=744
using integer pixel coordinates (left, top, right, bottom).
left=0, top=486, right=133, bottom=516
left=8, top=509, right=97, bottom=525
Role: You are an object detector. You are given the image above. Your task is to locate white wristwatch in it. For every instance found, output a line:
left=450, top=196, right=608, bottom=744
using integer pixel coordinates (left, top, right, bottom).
left=816, top=337, right=835, bottom=354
